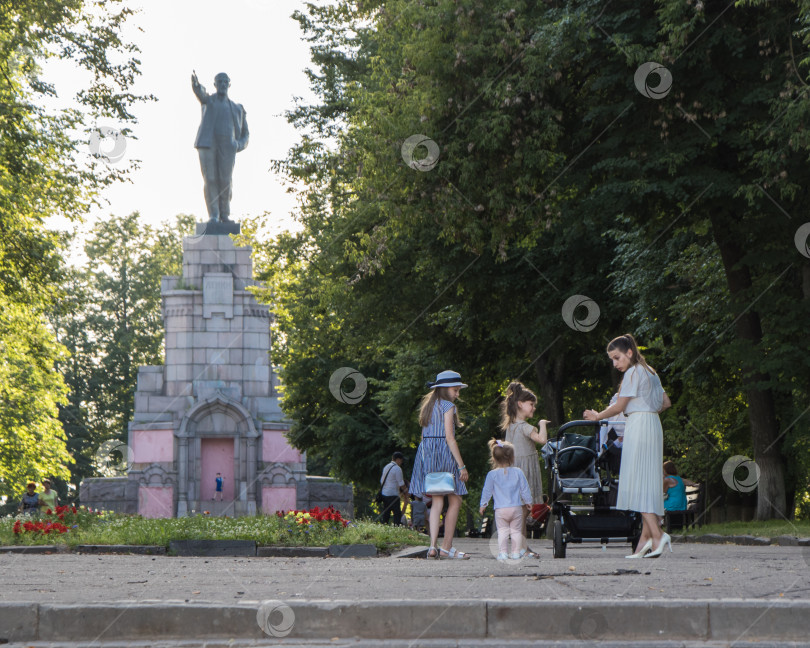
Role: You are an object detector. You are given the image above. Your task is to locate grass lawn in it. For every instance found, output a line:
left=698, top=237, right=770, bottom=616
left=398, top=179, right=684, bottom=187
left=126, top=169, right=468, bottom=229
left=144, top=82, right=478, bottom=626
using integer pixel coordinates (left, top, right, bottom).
left=680, top=519, right=810, bottom=538
left=1, top=506, right=429, bottom=551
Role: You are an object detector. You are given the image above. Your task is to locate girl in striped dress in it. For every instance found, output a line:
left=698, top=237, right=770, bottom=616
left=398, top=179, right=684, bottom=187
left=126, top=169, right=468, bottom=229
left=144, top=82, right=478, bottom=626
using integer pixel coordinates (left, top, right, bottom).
left=410, top=370, right=470, bottom=559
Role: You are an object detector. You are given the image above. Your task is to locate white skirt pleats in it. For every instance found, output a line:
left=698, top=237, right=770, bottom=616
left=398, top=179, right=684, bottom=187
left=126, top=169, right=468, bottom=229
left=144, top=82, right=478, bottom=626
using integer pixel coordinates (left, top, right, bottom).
left=616, top=411, right=664, bottom=515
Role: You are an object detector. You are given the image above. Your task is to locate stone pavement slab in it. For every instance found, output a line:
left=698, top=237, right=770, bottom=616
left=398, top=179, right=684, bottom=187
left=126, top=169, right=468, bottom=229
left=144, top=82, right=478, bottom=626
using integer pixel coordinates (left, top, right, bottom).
left=2, top=539, right=809, bottom=645
left=5, top=641, right=810, bottom=648
left=2, top=538, right=808, bottom=605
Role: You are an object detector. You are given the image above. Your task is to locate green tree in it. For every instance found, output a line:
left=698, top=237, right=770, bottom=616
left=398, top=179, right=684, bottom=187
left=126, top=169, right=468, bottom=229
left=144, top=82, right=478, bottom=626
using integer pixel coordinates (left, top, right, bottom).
left=255, top=0, right=810, bottom=521
left=52, top=213, right=192, bottom=487
left=255, top=0, right=625, bottom=493
left=0, top=0, right=148, bottom=499
left=547, top=0, right=810, bottom=519
left=0, top=295, right=71, bottom=498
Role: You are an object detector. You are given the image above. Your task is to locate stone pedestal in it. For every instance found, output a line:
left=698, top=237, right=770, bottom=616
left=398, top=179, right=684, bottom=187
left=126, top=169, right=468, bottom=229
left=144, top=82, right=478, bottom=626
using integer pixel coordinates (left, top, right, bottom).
left=80, top=229, right=352, bottom=518
left=195, top=221, right=241, bottom=236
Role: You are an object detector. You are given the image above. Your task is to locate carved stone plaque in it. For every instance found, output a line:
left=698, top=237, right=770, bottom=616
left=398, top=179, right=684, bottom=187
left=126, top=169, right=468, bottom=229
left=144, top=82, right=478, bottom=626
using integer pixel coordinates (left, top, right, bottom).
left=203, top=273, right=233, bottom=318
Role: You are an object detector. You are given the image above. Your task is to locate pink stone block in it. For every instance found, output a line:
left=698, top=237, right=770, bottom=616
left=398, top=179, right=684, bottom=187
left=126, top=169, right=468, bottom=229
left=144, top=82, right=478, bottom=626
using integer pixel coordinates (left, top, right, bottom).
left=262, top=430, right=301, bottom=463
left=139, top=486, right=173, bottom=518
left=131, top=430, right=174, bottom=463
left=262, top=486, right=297, bottom=515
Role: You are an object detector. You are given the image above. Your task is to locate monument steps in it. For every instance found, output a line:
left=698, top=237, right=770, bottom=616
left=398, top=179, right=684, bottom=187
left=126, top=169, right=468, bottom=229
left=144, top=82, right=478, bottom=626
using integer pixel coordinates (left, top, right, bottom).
left=193, top=499, right=236, bottom=516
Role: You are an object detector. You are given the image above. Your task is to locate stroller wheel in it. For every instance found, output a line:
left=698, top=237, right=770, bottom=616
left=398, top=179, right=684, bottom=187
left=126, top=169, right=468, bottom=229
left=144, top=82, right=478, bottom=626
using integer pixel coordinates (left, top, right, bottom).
left=552, top=519, right=566, bottom=559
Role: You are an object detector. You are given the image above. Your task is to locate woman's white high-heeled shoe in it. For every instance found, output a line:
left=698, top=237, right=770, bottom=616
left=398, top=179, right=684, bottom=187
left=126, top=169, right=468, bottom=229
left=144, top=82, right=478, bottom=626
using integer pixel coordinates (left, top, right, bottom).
left=644, top=533, right=672, bottom=558
left=625, top=538, right=653, bottom=559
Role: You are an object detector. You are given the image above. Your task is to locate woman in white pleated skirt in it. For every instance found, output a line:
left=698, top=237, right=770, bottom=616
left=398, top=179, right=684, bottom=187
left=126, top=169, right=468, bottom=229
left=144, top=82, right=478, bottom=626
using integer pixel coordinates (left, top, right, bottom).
left=584, top=334, right=672, bottom=559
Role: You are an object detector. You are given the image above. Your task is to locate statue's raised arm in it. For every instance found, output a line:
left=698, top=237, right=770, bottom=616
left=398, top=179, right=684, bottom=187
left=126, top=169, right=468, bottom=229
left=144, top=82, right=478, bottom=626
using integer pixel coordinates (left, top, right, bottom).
left=191, top=71, right=249, bottom=225
left=191, top=70, right=208, bottom=103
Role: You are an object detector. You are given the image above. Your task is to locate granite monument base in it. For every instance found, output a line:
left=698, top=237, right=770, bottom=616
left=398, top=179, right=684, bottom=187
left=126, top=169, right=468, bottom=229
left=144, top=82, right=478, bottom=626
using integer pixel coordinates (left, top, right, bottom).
left=195, top=220, right=241, bottom=236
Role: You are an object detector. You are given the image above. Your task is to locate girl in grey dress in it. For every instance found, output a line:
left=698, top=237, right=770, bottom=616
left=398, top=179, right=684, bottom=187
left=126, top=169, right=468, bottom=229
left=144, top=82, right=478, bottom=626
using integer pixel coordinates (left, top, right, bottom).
left=501, top=381, right=549, bottom=558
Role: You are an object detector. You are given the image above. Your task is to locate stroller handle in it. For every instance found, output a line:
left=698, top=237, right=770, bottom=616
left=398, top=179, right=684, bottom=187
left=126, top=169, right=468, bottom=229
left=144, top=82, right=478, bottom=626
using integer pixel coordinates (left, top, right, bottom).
left=556, top=419, right=599, bottom=440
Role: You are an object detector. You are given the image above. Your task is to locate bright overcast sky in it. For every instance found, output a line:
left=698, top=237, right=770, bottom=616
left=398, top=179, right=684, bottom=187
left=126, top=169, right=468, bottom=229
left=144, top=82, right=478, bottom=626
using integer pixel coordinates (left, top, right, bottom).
left=50, top=0, right=314, bottom=244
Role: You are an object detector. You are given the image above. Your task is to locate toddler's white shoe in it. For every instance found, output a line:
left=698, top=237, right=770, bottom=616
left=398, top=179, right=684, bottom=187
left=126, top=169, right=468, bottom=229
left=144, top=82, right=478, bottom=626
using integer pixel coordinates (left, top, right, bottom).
left=496, top=552, right=508, bottom=561
left=510, top=552, right=522, bottom=560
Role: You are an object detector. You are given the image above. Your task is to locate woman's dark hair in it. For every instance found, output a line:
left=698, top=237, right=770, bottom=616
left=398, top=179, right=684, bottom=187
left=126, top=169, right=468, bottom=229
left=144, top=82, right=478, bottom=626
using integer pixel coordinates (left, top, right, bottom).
left=606, top=333, right=656, bottom=375
left=499, top=381, right=537, bottom=431
left=663, top=460, right=678, bottom=476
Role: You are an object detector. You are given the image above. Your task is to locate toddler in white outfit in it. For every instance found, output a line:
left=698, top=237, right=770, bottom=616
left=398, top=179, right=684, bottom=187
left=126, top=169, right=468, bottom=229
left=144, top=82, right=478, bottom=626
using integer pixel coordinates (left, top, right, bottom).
left=479, top=438, right=532, bottom=560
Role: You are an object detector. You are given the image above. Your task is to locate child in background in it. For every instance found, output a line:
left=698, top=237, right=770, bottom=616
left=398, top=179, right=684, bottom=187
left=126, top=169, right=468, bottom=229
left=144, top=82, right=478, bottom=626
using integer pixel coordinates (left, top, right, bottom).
left=214, top=473, right=223, bottom=501
left=479, top=439, right=533, bottom=561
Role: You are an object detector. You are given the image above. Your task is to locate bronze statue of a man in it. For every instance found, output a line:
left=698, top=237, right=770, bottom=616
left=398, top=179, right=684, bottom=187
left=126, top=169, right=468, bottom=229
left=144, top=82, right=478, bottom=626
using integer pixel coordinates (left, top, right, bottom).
left=191, top=71, right=249, bottom=223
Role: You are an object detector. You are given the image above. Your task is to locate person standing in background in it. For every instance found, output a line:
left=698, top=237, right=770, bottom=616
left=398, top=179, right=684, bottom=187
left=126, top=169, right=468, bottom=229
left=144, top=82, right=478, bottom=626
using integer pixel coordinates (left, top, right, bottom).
left=380, top=452, right=407, bottom=525
left=18, top=482, right=39, bottom=516
left=214, top=473, right=224, bottom=501
left=39, top=479, right=58, bottom=512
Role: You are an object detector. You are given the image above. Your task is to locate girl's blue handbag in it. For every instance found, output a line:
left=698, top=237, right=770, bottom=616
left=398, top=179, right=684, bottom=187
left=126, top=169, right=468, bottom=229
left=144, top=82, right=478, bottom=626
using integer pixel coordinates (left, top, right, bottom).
left=424, top=471, right=455, bottom=495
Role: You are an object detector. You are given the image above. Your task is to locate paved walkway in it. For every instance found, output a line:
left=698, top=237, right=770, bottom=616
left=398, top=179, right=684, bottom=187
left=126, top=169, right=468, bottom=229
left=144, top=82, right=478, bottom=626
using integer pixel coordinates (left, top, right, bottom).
left=2, top=538, right=809, bottom=646
left=3, top=538, right=808, bottom=604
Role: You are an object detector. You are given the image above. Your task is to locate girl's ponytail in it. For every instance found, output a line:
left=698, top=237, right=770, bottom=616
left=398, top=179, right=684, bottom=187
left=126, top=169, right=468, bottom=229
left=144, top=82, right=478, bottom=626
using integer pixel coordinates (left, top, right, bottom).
left=488, top=437, right=515, bottom=468
left=499, top=381, right=538, bottom=431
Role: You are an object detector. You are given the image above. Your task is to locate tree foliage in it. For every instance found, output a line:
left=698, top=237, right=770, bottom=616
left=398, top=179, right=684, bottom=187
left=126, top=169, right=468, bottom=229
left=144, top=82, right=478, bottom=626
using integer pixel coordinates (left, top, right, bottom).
left=0, top=296, right=71, bottom=497
left=53, top=213, right=192, bottom=489
left=255, top=0, right=809, bottom=520
left=0, top=0, right=148, bottom=499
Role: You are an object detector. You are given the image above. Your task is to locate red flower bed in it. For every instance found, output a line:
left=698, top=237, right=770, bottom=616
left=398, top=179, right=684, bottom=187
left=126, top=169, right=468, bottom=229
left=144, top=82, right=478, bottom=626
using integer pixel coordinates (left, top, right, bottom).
left=13, top=519, right=69, bottom=536
left=13, top=505, right=103, bottom=539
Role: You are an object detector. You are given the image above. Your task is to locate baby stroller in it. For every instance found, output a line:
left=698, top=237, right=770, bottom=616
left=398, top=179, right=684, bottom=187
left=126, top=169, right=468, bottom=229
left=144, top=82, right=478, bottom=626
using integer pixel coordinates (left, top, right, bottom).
left=542, top=420, right=640, bottom=558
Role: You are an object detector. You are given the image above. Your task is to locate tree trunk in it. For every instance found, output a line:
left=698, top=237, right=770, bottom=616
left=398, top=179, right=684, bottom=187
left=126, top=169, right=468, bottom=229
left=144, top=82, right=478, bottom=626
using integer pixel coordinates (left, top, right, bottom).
left=533, top=348, right=565, bottom=427
left=710, top=214, right=786, bottom=520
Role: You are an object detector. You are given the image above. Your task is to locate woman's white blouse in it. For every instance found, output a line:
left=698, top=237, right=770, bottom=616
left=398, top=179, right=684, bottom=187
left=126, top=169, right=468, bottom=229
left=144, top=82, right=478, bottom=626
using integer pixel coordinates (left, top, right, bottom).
left=619, top=365, right=664, bottom=414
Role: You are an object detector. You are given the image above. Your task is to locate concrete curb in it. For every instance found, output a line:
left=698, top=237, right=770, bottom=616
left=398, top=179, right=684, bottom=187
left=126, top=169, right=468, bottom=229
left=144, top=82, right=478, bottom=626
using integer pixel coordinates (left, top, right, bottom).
left=672, top=534, right=810, bottom=546
left=169, top=539, right=256, bottom=556
left=257, top=545, right=328, bottom=558
left=77, top=544, right=166, bottom=555
left=328, top=544, right=377, bottom=557
left=1, top=535, right=808, bottom=555
left=2, top=599, right=810, bottom=644
left=391, top=545, right=429, bottom=558
left=0, top=545, right=68, bottom=554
